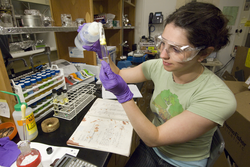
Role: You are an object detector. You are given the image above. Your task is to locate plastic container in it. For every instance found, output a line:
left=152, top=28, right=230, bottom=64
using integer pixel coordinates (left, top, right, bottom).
left=74, top=22, right=101, bottom=51
left=16, top=141, right=43, bottom=167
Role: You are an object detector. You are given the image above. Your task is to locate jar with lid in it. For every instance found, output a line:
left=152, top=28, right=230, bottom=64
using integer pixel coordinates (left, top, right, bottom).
left=55, top=70, right=60, bottom=76
left=20, top=83, right=26, bottom=92
left=63, top=89, right=69, bottom=103
left=46, top=73, right=52, bottom=80
left=36, top=77, right=43, bottom=84
left=31, top=74, right=37, bottom=79
left=51, top=70, right=56, bottom=78
left=57, top=91, right=64, bottom=104
left=30, top=79, right=37, bottom=87
left=52, top=89, right=57, bottom=103
left=42, top=75, right=49, bottom=87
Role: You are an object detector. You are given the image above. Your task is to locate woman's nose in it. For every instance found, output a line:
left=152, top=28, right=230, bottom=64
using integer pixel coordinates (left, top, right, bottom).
left=160, top=48, right=170, bottom=59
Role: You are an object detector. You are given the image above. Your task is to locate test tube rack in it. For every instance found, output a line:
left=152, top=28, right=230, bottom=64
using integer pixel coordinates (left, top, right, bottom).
left=11, top=67, right=66, bottom=122
left=53, top=82, right=96, bottom=120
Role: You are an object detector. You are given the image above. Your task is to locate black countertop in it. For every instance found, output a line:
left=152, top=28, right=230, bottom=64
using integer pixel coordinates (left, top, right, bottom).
left=13, top=81, right=144, bottom=167
left=13, top=83, right=110, bottom=167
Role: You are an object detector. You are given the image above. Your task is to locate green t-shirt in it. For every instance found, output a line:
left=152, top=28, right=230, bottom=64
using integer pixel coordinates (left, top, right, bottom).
left=141, top=59, right=236, bottom=161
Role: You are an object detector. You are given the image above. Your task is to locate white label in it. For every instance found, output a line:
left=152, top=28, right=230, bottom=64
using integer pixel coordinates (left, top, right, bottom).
left=69, top=47, right=84, bottom=58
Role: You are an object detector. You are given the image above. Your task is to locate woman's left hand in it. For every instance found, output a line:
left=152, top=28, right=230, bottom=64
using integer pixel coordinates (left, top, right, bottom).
left=99, top=61, right=133, bottom=103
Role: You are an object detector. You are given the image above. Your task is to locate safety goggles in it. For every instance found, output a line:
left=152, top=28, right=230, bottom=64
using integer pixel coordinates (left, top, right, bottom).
left=155, top=35, right=205, bottom=62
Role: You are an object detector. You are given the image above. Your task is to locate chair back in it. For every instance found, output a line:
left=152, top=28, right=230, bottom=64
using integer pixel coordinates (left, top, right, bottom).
left=206, top=128, right=225, bottom=167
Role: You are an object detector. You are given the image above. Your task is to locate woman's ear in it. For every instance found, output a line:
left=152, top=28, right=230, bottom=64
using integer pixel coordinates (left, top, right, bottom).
left=198, top=47, right=215, bottom=62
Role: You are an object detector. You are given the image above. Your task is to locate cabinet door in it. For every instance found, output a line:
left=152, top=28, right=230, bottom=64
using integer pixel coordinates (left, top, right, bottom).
left=50, top=0, right=97, bottom=65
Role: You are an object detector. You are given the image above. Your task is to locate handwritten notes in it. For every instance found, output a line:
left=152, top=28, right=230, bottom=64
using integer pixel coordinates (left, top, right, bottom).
left=67, top=98, right=133, bottom=157
left=0, top=99, right=10, bottom=118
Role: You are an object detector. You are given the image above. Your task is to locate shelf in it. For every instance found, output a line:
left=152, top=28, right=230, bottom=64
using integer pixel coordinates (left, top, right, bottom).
left=18, top=0, right=50, bottom=5
left=123, top=26, right=135, bottom=29
left=0, top=26, right=78, bottom=35
left=11, top=46, right=57, bottom=58
left=124, top=1, right=135, bottom=7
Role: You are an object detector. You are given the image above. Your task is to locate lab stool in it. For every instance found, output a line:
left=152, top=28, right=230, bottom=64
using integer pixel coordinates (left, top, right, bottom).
left=117, top=60, right=132, bottom=69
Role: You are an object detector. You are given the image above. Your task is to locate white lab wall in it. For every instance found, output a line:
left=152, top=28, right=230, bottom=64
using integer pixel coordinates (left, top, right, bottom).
left=216, top=0, right=245, bottom=76
left=134, top=0, right=246, bottom=77
left=134, top=0, right=177, bottom=44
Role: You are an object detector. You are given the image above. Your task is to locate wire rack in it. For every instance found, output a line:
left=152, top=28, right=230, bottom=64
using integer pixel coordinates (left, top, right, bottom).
left=53, top=82, right=96, bottom=120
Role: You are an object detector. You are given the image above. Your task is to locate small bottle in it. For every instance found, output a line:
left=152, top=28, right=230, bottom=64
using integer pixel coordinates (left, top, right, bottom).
left=52, top=89, right=57, bottom=103
left=19, top=80, right=26, bottom=84
left=51, top=70, right=56, bottom=78
left=31, top=74, right=37, bottom=79
left=30, top=102, right=37, bottom=109
left=41, top=75, right=47, bottom=82
left=57, top=91, right=64, bottom=104
left=37, top=99, right=42, bottom=105
left=42, top=75, right=49, bottom=87
left=36, top=77, right=43, bottom=84
left=20, top=83, right=26, bottom=92
left=63, top=89, right=69, bottom=103
left=55, top=70, right=60, bottom=76
left=46, top=73, right=52, bottom=80
left=30, top=79, right=37, bottom=87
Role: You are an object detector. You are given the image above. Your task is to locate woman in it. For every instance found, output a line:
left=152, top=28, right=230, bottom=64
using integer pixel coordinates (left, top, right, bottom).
left=84, top=2, right=237, bottom=167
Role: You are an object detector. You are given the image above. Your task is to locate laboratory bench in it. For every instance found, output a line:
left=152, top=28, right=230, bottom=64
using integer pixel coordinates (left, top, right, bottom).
left=12, top=81, right=144, bottom=167
left=12, top=82, right=110, bottom=167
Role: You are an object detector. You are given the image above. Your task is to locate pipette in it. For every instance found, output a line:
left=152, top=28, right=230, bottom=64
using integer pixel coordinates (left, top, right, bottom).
left=99, top=24, right=109, bottom=64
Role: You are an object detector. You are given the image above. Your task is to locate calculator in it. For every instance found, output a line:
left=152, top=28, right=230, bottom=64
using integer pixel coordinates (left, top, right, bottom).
left=54, top=154, right=97, bottom=167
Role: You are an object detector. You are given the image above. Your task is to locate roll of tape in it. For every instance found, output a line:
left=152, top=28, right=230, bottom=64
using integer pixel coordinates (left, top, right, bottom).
left=41, top=117, right=60, bottom=133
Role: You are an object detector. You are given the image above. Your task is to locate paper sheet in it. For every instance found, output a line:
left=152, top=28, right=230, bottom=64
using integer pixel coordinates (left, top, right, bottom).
left=102, top=84, right=142, bottom=99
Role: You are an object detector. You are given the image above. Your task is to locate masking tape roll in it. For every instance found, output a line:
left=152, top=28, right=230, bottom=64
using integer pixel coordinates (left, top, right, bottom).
left=41, top=117, right=60, bottom=133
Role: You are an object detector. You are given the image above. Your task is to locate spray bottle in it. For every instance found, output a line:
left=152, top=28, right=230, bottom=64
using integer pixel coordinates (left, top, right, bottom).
left=0, top=91, right=38, bottom=141
left=15, top=104, right=42, bottom=167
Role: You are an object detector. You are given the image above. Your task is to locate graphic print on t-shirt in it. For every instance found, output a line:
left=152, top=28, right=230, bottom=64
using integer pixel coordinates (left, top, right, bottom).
left=152, top=90, right=183, bottom=122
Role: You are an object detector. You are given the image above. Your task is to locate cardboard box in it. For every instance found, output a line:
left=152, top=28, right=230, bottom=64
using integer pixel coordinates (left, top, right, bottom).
left=220, top=81, right=250, bottom=167
left=232, top=46, right=250, bottom=81
left=224, top=81, right=248, bottom=94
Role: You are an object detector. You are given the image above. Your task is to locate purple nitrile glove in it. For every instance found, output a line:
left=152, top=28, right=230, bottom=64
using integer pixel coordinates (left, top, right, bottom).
left=0, top=137, right=21, bottom=167
left=78, top=23, right=103, bottom=59
left=100, top=61, right=133, bottom=103
left=82, top=40, right=103, bottom=59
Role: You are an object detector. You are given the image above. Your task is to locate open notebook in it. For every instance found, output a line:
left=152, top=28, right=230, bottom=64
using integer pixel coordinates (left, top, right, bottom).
left=67, top=98, right=133, bottom=157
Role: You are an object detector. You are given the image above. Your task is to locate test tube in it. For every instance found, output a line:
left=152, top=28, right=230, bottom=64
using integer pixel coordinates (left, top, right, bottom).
left=99, top=25, right=109, bottom=64
left=63, top=89, right=69, bottom=103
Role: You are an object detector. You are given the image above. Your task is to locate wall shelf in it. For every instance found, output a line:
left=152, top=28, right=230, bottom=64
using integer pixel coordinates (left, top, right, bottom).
left=124, top=1, right=135, bottom=7
left=11, top=46, right=57, bottom=58
left=0, top=26, right=78, bottom=35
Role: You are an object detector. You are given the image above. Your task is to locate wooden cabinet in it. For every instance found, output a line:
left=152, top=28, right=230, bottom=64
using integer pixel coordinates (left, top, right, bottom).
left=49, top=0, right=136, bottom=64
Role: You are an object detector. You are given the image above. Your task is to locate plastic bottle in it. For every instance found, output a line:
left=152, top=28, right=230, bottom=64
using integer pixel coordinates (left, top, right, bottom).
left=0, top=91, right=38, bottom=141
left=16, top=140, right=43, bottom=167
left=74, top=22, right=101, bottom=51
